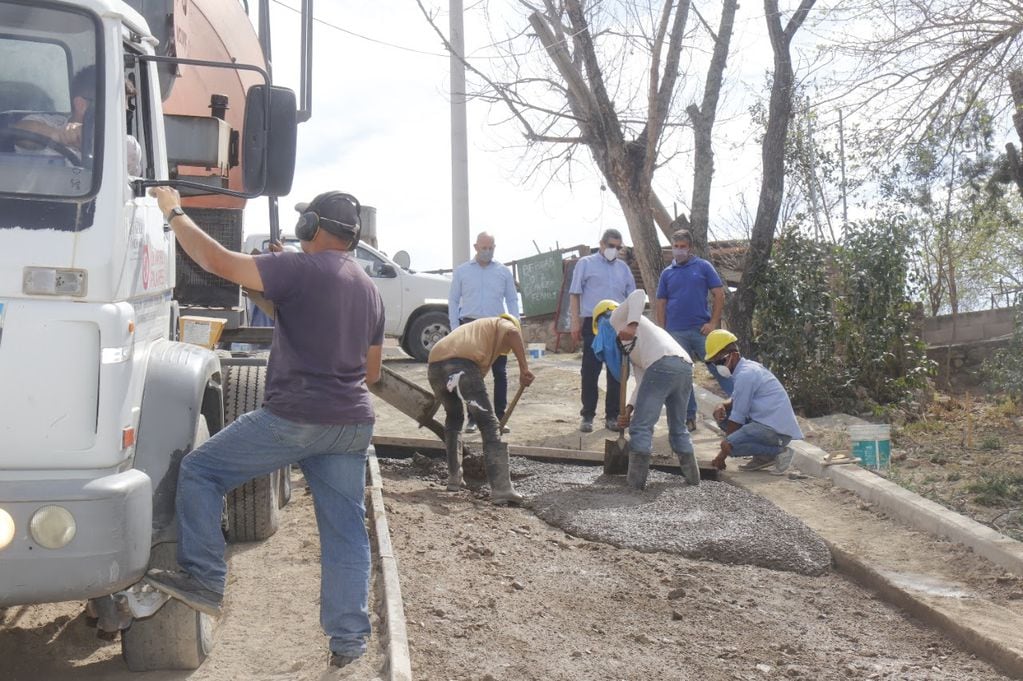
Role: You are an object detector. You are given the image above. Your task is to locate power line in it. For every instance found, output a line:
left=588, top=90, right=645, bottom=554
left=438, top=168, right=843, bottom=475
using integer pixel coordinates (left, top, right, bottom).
left=269, top=0, right=448, bottom=57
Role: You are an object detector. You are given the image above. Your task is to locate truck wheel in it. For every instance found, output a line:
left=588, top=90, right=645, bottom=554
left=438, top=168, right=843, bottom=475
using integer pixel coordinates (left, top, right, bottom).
left=405, top=311, right=450, bottom=362
left=122, top=543, right=215, bottom=671
left=223, top=364, right=280, bottom=542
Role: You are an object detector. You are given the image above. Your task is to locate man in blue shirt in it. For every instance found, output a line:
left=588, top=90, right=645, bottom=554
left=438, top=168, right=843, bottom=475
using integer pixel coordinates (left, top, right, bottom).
left=448, top=232, right=519, bottom=432
left=655, top=228, right=732, bottom=432
left=704, top=330, right=801, bottom=475
left=569, top=228, right=636, bottom=433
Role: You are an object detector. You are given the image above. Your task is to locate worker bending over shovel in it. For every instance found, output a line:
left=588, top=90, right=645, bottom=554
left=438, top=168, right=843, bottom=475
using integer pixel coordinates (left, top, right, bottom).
left=600, top=290, right=699, bottom=490
left=427, top=314, right=535, bottom=504
left=705, top=330, right=801, bottom=474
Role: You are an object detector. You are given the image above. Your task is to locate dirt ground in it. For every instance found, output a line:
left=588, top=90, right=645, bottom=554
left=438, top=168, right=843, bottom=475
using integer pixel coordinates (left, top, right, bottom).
left=1, top=353, right=1017, bottom=680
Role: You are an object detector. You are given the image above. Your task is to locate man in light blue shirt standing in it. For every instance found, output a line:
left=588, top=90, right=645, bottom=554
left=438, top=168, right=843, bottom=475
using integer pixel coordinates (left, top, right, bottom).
left=449, top=231, right=520, bottom=432
left=569, top=228, right=636, bottom=433
left=705, top=330, right=802, bottom=475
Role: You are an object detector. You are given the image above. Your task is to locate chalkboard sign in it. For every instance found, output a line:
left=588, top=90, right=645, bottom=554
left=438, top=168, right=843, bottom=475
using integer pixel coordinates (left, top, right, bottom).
left=518, top=250, right=564, bottom=316
left=555, top=259, right=579, bottom=333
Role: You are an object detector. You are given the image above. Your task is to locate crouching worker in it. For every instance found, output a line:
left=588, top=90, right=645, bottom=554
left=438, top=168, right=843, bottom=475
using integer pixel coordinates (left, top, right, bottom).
left=705, top=330, right=802, bottom=474
left=428, top=314, right=535, bottom=504
left=602, top=290, right=699, bottom=490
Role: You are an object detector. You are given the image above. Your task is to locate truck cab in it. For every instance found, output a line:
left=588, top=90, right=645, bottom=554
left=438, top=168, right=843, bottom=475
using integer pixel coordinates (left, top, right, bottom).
left=0, top=0, right=301, bottom=671
left=243, top=234, right=452, bottom=361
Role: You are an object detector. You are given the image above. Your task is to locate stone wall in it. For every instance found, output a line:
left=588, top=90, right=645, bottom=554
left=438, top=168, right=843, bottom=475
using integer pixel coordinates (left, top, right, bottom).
left=927, top=338, right=1010, bottom=391
left=521, top=314, right=580, bottom=353
left=922, top=307, right=1015, bottom=345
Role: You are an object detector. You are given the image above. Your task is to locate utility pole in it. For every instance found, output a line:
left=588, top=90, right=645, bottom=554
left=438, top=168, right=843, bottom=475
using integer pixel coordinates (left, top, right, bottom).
left=450, top=0, right=470, bottom=268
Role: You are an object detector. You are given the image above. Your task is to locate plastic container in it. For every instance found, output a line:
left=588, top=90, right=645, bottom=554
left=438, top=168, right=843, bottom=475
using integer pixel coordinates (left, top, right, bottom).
left=527, top=342, right=546, bottom=359
left=849, top=424, right=891, bottom=470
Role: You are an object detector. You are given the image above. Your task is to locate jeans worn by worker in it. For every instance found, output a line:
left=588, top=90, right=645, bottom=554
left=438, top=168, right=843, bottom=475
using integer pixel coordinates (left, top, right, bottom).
left=669, top=328, right=734, bottom=420
left=428, top=357, right=501, bottom=444
left=628, top=355, right=695, bottom=459
left=716, top=419, right=790, bottom=458
left=581, top=316, right=621, bottom=421
left=175, top=408, right=373, bottom=657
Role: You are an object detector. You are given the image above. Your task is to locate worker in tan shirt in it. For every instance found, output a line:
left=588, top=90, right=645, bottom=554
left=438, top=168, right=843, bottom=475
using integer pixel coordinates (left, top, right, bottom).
left=427, top=314, right=535, bottom=504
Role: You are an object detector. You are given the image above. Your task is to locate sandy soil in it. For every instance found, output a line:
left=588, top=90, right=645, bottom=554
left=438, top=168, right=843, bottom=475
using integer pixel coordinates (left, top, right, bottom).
left=1, top=353, right=1015, bottom=680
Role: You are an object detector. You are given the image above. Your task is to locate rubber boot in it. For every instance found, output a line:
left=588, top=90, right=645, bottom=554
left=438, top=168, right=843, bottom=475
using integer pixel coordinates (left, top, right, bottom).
left=627, top=452, right=651, bottom=490
left=483, top=442, right=523, bottom=505
left=445, top=431, right=463, bottom=491
left=676, top=450, right=700, bottom=486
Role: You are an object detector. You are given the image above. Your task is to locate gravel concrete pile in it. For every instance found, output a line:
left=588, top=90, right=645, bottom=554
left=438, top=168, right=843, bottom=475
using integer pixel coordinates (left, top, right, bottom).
left=388, top=454, right=833, bottom=576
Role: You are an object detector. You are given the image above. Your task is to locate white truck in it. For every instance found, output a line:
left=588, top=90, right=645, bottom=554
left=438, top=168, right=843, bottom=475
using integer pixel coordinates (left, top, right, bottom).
left=244, top=234, right=452, bottom=361
left=0, top=0, right=307, bottom=670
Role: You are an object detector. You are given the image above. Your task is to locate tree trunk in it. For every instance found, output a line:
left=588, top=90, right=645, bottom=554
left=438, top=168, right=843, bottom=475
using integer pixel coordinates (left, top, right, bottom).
left=688, top=0, right=739, bottom=258
left=727, top=0, right=815, bottom=355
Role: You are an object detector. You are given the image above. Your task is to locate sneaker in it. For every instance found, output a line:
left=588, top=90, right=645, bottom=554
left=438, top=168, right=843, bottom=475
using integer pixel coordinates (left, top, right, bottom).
left=686, top=418, right=697, bottom=432
left=738, top=456, right=775, bottom=472
left=145, top=569, right=223, bottom=617
left=771, top=447, right=795, bottom=475
left=329, top=652, right=360, bottom=668
left=464, top=421, right=478, bottom=434
left=605, top=418, right=621, bottom=433
left=580, top=417, right=594, bottom=433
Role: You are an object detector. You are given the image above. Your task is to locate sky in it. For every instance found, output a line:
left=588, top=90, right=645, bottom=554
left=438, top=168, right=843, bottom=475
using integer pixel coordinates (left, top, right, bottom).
left=241, top=1, right=796, bottom=272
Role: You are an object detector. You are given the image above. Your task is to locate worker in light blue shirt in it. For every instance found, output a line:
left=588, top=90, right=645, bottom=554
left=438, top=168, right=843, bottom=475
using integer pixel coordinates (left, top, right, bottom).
left=448, top=232, right=520, bottom=432
left=568, top=228, right=636, bottom=433
left=705, top=330, right=802, bottom=475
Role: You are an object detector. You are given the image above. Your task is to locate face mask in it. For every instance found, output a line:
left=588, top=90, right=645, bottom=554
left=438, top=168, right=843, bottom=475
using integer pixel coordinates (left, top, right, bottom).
left=672, top=247, right=690, bottom=261
left=716, top=364, right=732, bottom=379
left=602, top=247, right=619, bottom=262
left=477, top=248, right=494, bottom=263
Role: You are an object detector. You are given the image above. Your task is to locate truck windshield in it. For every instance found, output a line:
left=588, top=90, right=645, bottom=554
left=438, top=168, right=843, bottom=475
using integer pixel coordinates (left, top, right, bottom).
left=0, top=3, right=100, bottom=203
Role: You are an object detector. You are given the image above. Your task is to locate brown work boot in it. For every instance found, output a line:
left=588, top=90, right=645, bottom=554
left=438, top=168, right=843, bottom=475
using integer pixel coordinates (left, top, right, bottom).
left=444, top=431, right=463, bottom=491
left=483, top=442, right=523, bottom=505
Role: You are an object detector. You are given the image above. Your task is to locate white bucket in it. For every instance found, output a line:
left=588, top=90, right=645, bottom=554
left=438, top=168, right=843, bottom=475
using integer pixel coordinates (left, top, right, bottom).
left=528, top=343, right=546, bottom=359
left=849, top=424, right=891, bottom=470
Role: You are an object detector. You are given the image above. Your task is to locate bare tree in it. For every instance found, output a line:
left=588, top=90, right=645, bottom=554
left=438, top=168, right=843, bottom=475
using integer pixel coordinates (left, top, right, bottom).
left=727, top=0, right=816, bottom=352
left=415, top=1, right=741, bottom=289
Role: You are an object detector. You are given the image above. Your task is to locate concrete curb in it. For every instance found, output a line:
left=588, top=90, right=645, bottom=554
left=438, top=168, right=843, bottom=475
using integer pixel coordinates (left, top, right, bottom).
left=367, top=451, right=413, bottom=681
left=693, top=385, right=1023, bottom=578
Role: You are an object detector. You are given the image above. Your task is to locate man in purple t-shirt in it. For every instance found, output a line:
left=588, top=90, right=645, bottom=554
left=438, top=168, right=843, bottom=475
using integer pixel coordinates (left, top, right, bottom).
left=145, top=187, right=384, bottom=670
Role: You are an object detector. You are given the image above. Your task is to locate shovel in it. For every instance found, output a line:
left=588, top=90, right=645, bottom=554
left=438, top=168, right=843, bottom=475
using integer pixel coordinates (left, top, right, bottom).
left=499, top=383, right=526, bottom=432
left=603, top=353, right=630, bottom=475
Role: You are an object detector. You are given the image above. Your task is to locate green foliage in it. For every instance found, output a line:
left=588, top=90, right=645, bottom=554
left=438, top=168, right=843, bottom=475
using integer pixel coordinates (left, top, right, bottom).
left=983, top=302, right=1023, bottom=400
left=752, top=217, right=933, bottom=415
left=965, top=473, right=1023, bottom=508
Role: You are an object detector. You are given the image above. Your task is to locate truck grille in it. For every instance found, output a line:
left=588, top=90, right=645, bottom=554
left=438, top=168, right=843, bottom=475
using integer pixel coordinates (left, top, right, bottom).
left=175, top=208, right=242, bottom=308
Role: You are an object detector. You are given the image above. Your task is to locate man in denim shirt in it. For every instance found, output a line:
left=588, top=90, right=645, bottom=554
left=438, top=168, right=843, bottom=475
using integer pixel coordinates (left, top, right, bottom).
left=705, top=330, right=801, bottom=475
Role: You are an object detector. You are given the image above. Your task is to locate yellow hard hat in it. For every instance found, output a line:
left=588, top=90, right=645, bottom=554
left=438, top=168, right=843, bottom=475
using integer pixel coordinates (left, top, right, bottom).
left=591, top=299, right=619, bottom=335
left=704, top=329, right=738, bottom=361
left=499, top=312, right=521, bottom=332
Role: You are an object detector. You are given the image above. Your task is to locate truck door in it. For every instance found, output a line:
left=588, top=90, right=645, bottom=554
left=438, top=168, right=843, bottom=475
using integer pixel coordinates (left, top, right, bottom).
left=354, top=245, right=402, bottom=336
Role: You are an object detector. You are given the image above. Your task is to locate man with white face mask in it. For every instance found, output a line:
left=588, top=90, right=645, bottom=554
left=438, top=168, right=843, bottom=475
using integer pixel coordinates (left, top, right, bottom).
left=705, top=330, right=802, bottom=475
left=449, top=232, right=519, bottom=432
left=654, top=228, right=732, bottom=432
left=568, top=228, right=637, bottom=433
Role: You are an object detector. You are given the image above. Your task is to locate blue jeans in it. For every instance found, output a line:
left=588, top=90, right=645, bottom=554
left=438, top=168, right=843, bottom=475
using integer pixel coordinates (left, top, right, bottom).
left=669, top=328, right=735, bottom=419
left=581, top=317, right=621, bottom=420
left=718, top=420, right=790, bottom=457
left=628, top=355, right=694, bottom=457
left=175, top=407, right=374, bottom=657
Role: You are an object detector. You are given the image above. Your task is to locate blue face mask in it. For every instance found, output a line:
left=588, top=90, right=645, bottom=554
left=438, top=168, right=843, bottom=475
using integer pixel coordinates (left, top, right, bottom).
left=477, top=248, right=494, bottom=263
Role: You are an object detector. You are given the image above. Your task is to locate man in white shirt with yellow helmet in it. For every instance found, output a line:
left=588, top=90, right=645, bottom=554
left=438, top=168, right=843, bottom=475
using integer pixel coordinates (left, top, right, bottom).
left=596, top=289, right=699, bottom=490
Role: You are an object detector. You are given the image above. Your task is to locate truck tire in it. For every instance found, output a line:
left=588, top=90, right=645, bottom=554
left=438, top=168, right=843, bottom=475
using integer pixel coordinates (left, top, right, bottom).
left=123, top=438, right=216, bottom=672
left=405, top=310, right=450, bottom=362
left=223, top=364, right=281, bottom=542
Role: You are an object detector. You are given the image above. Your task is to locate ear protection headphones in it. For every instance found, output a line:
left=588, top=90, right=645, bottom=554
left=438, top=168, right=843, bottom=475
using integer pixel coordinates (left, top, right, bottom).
left=295, top=191, right=361, bottom=249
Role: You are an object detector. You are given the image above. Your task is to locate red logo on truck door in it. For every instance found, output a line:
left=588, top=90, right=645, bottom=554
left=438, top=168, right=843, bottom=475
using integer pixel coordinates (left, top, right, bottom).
left=141, top=244, right=168, bottom=291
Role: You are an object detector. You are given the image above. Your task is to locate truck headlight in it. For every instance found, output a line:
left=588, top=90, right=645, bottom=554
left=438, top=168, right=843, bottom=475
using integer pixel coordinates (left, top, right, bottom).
left=29, top=506, right=76, bottom=549
left=0, top=509, right=14, bottom=551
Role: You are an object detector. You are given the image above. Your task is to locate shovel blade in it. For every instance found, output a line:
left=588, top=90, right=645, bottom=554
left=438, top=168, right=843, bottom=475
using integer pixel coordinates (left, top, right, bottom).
left=603, top=436, right=629, bottom=475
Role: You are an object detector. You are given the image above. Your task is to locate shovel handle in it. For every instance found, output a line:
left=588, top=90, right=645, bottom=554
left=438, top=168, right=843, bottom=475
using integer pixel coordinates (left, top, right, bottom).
left=499, top=383, right=527, bottom=430
left=618, top=352, right=630, bottom=422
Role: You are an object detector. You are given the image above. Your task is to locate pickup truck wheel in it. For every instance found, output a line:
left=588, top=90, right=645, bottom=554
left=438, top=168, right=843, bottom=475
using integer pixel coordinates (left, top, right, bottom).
left=223, top=364, right=280, bottom=542
left=122, top=543, right=215, bottom=671
left=405, top=311, right=450, bottom=362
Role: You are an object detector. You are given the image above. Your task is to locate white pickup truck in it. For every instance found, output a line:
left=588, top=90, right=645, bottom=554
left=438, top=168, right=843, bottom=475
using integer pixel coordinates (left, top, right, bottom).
left=243, top=235, right=451, bottom=361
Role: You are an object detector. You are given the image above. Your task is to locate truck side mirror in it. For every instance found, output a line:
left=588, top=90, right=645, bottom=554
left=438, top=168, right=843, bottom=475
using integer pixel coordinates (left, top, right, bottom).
left=242, top=85, right=297, bottom=196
